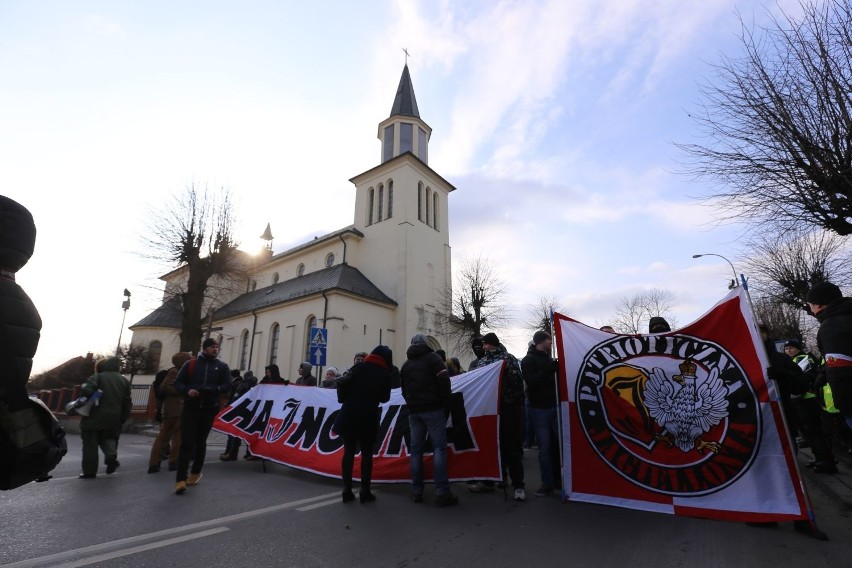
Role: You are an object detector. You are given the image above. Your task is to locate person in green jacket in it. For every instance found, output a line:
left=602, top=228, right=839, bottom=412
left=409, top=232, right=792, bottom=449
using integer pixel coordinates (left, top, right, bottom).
left=78, top=356, right=132, bottom=479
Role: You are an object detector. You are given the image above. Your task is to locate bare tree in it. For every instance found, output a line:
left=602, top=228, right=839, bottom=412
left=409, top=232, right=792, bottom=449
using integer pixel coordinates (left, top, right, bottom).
left=612, top=288, right=678, bottom=334
left=525, top=295, right=566, bottom=338
left=751, top=295, right=818, bottom=351
left=678, top=0, right=852, bottom=236
left=439, top=255, right=512, bottom=354
left=142, top=184, right=244, bottom=352
left=744, top=229, right=851, bottom=311
left=118, top=344, right=151, bottom=384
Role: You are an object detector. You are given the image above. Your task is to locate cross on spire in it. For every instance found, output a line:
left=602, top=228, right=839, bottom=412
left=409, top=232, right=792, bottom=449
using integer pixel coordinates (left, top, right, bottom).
left=403, top=47, right=410, bottom=65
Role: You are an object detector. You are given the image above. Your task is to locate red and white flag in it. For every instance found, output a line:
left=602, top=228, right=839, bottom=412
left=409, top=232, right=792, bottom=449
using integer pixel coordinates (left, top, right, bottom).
left=213, top=361, right=503, bottom=483
left=555, top=287, right=809, bottom=522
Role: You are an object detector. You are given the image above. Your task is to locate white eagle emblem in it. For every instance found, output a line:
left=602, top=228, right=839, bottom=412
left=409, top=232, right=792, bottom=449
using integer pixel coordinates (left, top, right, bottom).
left=643, top=360, right=729, bottom=454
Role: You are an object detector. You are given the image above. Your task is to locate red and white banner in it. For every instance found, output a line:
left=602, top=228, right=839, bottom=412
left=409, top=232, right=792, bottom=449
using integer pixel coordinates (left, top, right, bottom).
left=213, top=361, right=503, bottom=483
left=555, top=287, right=809, bottom=522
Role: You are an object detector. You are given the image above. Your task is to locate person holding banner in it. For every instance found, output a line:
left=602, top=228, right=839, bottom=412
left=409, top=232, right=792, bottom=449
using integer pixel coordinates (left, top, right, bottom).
left=522, top=331, right=561, bottom=497
left=401, top=334, right=458, bottom=507
left=469, top=332, right=526, bottom=500
left=333, top=346, right=392, bottom=503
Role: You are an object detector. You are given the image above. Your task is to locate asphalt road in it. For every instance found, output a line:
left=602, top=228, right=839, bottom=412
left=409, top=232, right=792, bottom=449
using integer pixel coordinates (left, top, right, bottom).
left=2, top=433, right=850, bottom=567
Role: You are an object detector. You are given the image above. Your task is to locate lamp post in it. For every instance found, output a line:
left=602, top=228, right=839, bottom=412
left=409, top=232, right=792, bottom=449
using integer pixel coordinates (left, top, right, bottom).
left=115, top=288, right=131, bottom=355
left=692, top=253, right=739, bottom=289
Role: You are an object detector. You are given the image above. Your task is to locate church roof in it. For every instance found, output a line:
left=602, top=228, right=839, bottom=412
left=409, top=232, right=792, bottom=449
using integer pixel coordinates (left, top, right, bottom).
left=213, top=263, right=396, bottom=321
left=129, top=295, right=183, bottom=329
left=389, top=64, right=420, bottom=118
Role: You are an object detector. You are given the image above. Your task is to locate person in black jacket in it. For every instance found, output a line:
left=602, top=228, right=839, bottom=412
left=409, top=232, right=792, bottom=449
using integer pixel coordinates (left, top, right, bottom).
left=808, top=281, right=852, bottom=431
left=522, top=330, right=561, bottom=497
left=333, top=345, right=392, bottom=503
left=401, top=334, right=457, bottom=507
left=173, top=338, right=232, bottom=494
left=0, top=196, right=66, bottom=490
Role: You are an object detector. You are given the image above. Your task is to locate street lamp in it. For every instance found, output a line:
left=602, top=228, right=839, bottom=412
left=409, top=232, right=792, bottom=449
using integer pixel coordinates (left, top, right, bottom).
left=692, top=253, right=739, bottom=289
left=115, top=288, right=131, bottom=355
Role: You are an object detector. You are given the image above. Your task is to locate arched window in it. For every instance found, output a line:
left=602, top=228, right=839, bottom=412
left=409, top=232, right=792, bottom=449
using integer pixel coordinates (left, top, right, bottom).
left=325, top=253, right=335, bottom=267
left=272, top=272, right=279, bottom=284
left=417, top=182, right=423, bottom=221
left=305, top=316, right=318, bottom=363
left=378, top=184, right=384, bottom=222
left=147, top=340, right=162, bottom=372
left=239, top=329, right=250, bottom=370
left=433, top=192, right=438, bottom=229
left=387, top=180, right=393, bottom=219
left=297, top=263, right=305, bottom=276
left=269, top=323, right=280, bottom=365
left=425, top=187, right=432, bottom=225
left=368, top=188, right=374, bottom=225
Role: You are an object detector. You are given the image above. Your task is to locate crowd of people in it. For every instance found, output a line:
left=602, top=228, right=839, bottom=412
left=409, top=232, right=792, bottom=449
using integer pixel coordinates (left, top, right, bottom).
left=86, top=286, right=852, bottom=507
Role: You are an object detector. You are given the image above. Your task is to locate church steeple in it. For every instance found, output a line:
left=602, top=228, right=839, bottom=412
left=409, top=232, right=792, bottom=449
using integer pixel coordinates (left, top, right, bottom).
left=378, top=64, right=431, bottom=164
left=390, top=64, right=420, bottom=118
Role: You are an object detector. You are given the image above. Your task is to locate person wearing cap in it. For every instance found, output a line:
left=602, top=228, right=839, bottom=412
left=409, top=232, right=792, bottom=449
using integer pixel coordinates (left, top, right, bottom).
left=333, top=345, right=393, bottom=503
left=807, top=281, right=852, bottom=432
left=522, top=331, right=561, bottom=497
left=468, top=332, right=526, bottom=500
left=781, top=339, right=817, bottom=451
left=400, top=333, right=458, bottom=507
left=173, top=337, right=233, bottom=494
left=469, top=335, right=485, bottom=369
left=295, top=362, right=317, bottom=386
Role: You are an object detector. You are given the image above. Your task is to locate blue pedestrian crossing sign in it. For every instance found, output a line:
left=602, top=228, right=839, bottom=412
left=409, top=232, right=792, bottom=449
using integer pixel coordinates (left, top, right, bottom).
left=309, top=327, right=327, bottom=366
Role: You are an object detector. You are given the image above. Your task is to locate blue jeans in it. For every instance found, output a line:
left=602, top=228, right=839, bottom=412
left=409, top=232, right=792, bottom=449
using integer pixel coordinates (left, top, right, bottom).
left=408, top=409, right=450, bottom=495
left=530, top=406, right=559, bottom=486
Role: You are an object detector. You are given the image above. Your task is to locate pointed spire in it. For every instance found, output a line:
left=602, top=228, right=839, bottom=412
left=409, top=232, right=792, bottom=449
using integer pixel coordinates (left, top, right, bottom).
left=389, top=64, right=420, bottom=118
left=260, top=223, right=274, bottom=253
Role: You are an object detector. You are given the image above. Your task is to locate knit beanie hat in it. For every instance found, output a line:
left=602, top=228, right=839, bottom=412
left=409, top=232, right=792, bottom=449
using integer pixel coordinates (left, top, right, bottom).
left=806, top=281, right=842, bottom=305
left=371, top=345, right=393, bottom=368
left=482, top=332, right=500, bottom=346
left=648, top=317, right=671, bottom=333
left=410, top=333, right=429, bottom=346
left=533, top=330, right=551, bottom=345
left=202, top=337, right=218, bottom=349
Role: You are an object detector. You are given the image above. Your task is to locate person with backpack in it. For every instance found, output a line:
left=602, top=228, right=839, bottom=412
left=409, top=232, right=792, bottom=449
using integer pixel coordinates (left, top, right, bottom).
left=148, top=352, right=192, bottom=473
left=173, top=338, right=232, bottom=494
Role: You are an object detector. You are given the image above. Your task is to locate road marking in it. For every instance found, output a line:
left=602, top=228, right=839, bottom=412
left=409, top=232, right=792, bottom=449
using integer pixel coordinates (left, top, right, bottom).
left=296, top=491, right=379, bottom=511
left=4, top=492, right=339, bottom=567
left=51, top=527, right=229, bottom=568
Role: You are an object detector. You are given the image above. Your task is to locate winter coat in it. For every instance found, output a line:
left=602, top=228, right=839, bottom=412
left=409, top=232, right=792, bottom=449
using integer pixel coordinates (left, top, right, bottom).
left=174, top=353, right=232, bottom=408
left=400, top=343, right=450, bottom=413
left=333, top=354, right=392, bottom=439
left=80, top=357, right=132, bottom=432
left=295, top=362, right=317, bottom=386
left=815, top=297, right=852, bottom=414
left=522, top=345, right=558, bottom=409
left=160, top=352, right=193, bottom=419
left=0, top=195, right=40, bottom=411
left=469, top=343, right=525, bottom=406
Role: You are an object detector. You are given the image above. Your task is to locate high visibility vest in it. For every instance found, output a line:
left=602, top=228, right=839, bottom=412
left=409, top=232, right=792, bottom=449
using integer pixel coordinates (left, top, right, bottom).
left=823, top=384, right=840, bottom=414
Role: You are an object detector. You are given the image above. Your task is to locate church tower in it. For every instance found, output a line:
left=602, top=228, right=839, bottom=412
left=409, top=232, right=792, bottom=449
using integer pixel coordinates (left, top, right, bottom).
left=349, top=64, right=454, bottom=350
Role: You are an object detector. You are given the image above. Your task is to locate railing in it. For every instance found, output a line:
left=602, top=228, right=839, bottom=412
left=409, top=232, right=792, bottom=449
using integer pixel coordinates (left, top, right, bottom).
left=33, top=383, right=156, bottom=418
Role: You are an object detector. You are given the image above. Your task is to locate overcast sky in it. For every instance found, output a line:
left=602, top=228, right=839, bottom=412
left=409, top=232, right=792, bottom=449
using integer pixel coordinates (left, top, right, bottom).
left=1, top=0, right=801, bottom=374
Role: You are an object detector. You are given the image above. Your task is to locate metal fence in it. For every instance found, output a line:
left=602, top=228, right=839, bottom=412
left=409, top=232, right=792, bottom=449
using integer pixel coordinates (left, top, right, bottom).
left=131, top=384, right=152, bottom=411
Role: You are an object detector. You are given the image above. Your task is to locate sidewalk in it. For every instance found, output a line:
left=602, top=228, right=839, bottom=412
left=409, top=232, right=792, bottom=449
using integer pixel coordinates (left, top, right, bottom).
left=795, top=440, right=852, bottom=512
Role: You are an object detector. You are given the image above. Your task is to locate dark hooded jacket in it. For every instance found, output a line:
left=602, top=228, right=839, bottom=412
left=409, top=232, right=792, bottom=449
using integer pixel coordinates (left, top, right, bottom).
left=334, top=348, right=392, bottom=438
left=174, top=351, right=232, bottom=408
left=400, top=343, right=450, bottom=413
left=815, top=297, right=852, bottom=413
left=295, top=362, right=317, bottom=386
left=522, top=344, right=558, bottom=408
left=0, top=195, right=40, bottom=411
left=80, top=357, right=132, bottom=432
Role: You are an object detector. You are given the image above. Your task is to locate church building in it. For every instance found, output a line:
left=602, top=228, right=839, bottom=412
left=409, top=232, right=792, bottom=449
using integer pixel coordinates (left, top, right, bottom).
left=129, top=65, right=455, bottom=378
